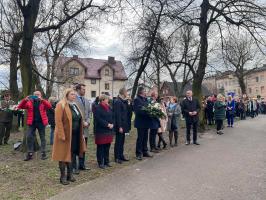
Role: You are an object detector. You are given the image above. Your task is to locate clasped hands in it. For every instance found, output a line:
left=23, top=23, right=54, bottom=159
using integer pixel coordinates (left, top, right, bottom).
left=189, top=111, right=197, bottom=116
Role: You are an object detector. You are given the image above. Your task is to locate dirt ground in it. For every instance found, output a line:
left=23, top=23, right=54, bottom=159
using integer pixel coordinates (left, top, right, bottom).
left=0, top=121, right=191, bottom=200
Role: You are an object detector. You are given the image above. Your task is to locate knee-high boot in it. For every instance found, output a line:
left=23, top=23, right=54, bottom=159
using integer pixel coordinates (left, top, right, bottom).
left=174, top=131, right=178, bottom=146
left=66, top=163, right=76, bottom=182
left=169, top=131, right=173, bottom=147
left=59, top=162, right=69, bottom=185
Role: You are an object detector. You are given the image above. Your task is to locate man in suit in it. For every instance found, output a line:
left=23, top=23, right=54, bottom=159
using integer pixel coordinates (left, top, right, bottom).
left=0, top=91, right=15, bottom=145
left=181, top=90, right=201, bottom=145
left=75, top=84, right=91, bottom=172
left=113, top=88, right=132, bottom=164
left=133, top=87, right=152, bottom=160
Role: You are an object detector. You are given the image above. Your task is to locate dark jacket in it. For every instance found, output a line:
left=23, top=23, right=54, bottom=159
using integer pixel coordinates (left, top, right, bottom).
left=133, top=95, right=151, bottom=129
left=94, top=104, right=114, bottom=135
left=214, top=101, right=226, bottom=120
left=113, top=97, right=132, bottom=133
left=47, top=102, right=57, bottom=128
left=206, top=100, right=214, bottom=113
left=181, top=97, right=201, bottom=123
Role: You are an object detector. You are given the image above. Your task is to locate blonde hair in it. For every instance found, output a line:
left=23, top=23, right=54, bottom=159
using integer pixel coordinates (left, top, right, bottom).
left=217, top=94, right=224, bottom=101
left=228, top=95, right=232, bottom=101
left=48, top=96, right=57, bottom=103
left=99, top=94, right=110, bottom=102
left=60, top=88, right=76, bottom=108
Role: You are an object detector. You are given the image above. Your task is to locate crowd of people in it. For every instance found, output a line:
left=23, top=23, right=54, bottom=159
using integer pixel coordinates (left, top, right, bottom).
left=0, top=85, right=264, bottom=185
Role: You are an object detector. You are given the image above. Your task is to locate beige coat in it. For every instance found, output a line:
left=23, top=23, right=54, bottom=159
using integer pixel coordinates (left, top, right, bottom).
left=52, top=101, right=86, bottom=162
left=158, top=103, right=168, bottom=133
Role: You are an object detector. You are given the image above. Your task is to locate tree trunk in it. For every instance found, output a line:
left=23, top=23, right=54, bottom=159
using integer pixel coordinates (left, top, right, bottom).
left=19, top=0, right=41, bottom=97
left=9, top=33, right=22, bottom=102
left=193, top=0, right=209, bottom=132
left=238, top=75, right=246, bottom=95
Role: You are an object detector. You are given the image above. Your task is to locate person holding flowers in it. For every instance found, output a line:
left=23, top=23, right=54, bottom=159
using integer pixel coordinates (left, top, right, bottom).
left=148, top=92, right=161, bottom=153
left=133, top=87, right=153, bottom=160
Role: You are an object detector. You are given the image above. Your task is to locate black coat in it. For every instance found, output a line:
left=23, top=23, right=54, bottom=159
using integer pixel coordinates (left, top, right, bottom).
left=94, top=104, right=114, bottom=134
left=113, top=97, right=132, bottom=133
left=133, top=95, right=151, bottom=129
left=47, top=103, right=56, bottom=128
left=181, top=97, right=201, bottom=123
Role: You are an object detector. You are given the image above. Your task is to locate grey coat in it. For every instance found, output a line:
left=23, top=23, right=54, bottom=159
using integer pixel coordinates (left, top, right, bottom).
left=167, top=103, right=181, bottom=131
left=75, top=95, right=92, bottom=138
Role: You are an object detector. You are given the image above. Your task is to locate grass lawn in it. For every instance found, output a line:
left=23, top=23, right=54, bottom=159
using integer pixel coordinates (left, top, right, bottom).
left=0, top=120, right=189, bottom=200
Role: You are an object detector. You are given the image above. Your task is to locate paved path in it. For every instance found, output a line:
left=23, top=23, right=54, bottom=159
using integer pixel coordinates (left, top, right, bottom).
left=50, top=116, right=266, bottom=200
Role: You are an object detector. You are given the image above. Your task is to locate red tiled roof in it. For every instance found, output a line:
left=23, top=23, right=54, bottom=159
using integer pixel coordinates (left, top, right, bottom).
left=55, top=56, right=128, bottom=80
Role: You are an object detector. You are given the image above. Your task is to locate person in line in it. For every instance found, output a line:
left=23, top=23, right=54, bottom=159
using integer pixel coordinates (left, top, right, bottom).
left=238, top=99, right=246, bottom=120
left=113, top=88, right=131, bottom=164
left=167, top=97, right=181, bottom=147
left=0, top=91, right=16, bottom=145
left=18, top=91, right=51, bottom=161
left=206, top=96, right=214, bottom=125
left=47, top=96, right=57, bottom=145
left=133, top=87, right=152, bottom=160
left=226, top=95, right=235, bottom=128
left=94, top=94, right=114, bottom=169
left=75, top=83, right=91, bottom=171
left=214, top=94, right=226, bottom=135
left=52, top=88, right=86, bottom=185
left=157, top=97, right=168, bottom=149
left=149, top=92, right=161, bottom=153
left=181, top=90, right=201, bottom=145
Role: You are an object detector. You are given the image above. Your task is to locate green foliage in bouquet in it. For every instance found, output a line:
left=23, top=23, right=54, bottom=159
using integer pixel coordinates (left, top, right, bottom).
left=142, top=103, right=166, bottom=119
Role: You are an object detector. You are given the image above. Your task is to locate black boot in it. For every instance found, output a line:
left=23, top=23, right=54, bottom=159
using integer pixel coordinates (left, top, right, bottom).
left=24, top=153, right=33, bottom=161
left=174, top=131, right=178, bottom=147
left=59, top=162, right=69, bottom=185
left=72, top=154, right=79, bottom=175
left=67, top=163, right=76, bottom=182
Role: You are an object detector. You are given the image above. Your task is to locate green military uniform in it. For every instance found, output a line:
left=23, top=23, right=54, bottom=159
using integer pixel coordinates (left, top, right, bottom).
left=0, top=100, right=15, bottom=144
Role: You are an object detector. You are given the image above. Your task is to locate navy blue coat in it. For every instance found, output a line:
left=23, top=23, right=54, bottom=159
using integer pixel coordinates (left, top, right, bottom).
left=113, top=97, right=132, bottom=133
left=133, top=95, right=151, bottom=129
left=93, top=104, right=114, bottom=135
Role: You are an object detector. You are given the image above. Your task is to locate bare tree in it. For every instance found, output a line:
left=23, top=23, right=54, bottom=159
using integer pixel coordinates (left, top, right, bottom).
left=223, top=32, right=262, bottom=95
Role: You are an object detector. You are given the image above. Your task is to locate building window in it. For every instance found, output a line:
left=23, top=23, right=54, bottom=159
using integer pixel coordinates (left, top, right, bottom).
left=255, top=77, right=259, bottom=82
left=91, top=79, right=96, bottom=84
left=105, top=69, right=110, bottom=76
left=105, top=83, right=110, bottom=90
left=69, top=67, right=79, bottom=76
left=91, top=91, right=96, bottom=98
left=261, top=86, right=265, bottom=93
left=261, top=75, right=264, bottom=82
left=248, top=88, right=252, bottom=94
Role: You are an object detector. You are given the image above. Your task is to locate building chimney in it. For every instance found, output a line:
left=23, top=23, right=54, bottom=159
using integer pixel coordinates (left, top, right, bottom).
left=73, top=55, right=78, bottom=59
left=108, top=56, right=115, bottom=64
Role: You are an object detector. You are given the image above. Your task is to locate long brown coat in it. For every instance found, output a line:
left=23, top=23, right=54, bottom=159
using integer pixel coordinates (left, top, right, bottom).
left=52, top=101, right=86, bottom=162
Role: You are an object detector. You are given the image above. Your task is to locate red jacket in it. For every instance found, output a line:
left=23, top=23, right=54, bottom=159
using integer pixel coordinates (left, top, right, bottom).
left=18, top=98, right=52, bottom=126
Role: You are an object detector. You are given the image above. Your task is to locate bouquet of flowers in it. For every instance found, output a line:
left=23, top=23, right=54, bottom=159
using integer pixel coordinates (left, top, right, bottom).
left=142, top=102, right=166, bottom=119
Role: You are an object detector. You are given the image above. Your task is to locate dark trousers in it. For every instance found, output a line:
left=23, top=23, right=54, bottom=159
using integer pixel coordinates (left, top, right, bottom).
left=0, top=122, right=12, bottom=144
left=136, top=128, right=149, bottom=156
left=157, top=132, right=167, bottom=147
left=27, top=123, right=46, bottom=153
left=216, top=119, right=223, bottom=131
left=240, top=111, right=246, bottom=120
left=207, top=111, right=214, bottom=125
left=186, top=120, right=198, bottom=143
left=227, top=115, right=234, bottom=126
left=18, top=113, right=24, bottom=127
left=97, top=143, right=111, bottom=165
left=149, top=129, right=158, bottom=150
left=114, top=131, right=125, bottom=160
left=79, top=137, right=88, bottom=168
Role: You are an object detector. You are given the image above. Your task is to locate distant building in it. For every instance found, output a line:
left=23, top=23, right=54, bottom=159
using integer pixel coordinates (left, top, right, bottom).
left=203, top=65, right=266, bottom=99
left=54, top=55, right=128, bottom=99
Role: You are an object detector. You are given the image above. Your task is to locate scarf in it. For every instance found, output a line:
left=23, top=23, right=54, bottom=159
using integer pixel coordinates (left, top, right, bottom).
left=100, top=102, right=110, bottom=112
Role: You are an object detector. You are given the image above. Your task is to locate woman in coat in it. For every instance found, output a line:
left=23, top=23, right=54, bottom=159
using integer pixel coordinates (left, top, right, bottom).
left=157, top=98, right=168, bottom=149
left=52, top=88, right=86, bottom=185
left=167, top=97, right=181, bottom=147
left=94, top=94, right=114, bottom=169
left=214, top=94, right=226, bottom=135
left=226, top=95, right=235, bottom=127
